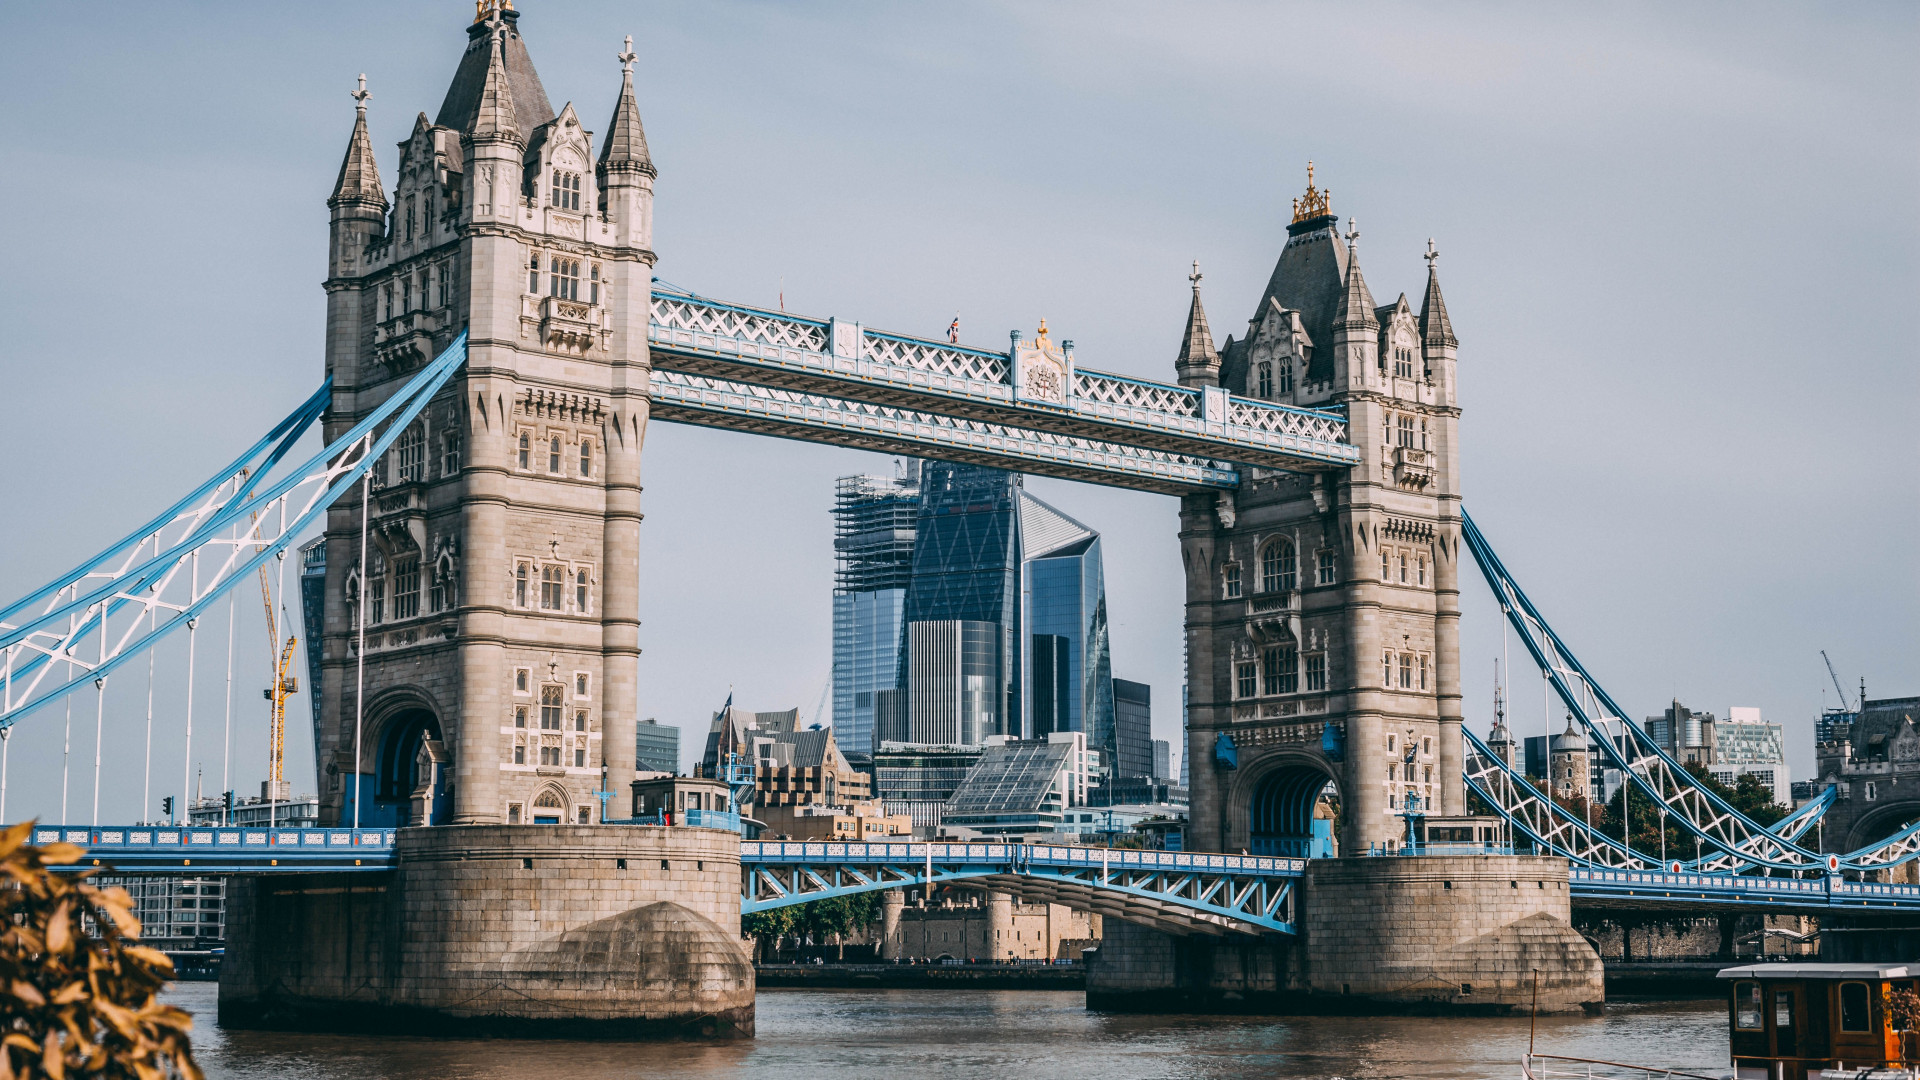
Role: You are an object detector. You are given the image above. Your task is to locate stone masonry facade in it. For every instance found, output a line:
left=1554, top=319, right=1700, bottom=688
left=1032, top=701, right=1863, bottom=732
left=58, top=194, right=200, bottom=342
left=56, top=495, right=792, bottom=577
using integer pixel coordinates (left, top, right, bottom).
left=316, top=5, right=653, bottom=828
left=219, top=825, right=753, bottom=1036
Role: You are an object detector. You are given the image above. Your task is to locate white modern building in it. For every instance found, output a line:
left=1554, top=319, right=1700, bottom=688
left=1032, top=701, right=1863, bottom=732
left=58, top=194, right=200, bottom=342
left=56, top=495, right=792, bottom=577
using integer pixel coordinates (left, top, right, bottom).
left=1712, top=706, right=1790, bottom=798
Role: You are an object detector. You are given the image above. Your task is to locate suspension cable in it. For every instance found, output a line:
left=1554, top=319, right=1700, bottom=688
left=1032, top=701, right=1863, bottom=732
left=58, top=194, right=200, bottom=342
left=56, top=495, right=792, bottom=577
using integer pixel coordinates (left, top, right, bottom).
left=181, top=551, right=198, bottom=826
left=143, top=607, right=155, bottom=824
left=353, top=457, right=370, bottom=833
left=222, top=591, right=234, bottom=824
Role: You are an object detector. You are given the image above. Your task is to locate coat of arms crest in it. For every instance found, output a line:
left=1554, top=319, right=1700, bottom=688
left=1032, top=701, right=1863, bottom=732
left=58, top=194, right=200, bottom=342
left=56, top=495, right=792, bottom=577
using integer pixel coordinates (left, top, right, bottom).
left=1011, top=319, right=1074, bottom=408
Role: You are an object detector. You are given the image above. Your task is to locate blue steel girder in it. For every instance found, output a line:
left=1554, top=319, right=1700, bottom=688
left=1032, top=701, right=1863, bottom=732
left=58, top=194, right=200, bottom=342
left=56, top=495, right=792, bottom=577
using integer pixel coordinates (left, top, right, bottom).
left=649, top=369, right=1240, bottom=495
left=35, top=826, right=396, bottom=874
left=740, top=841, right=1300, bottom=936
left=1570, top=866, right=1920, bottom=913
left=647, top=291, right=1359, bottom=476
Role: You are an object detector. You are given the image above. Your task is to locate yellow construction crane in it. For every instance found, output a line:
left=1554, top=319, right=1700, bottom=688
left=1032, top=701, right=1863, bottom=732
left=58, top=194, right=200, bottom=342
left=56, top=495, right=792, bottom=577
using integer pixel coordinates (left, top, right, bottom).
left=244, top=480, right=297, bottom=799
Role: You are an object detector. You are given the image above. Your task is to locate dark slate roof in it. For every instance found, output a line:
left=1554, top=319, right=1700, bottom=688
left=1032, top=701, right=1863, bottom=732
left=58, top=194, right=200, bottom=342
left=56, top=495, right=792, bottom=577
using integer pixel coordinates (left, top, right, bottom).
left=1420, top=264, right=1458, bottom=348
left=1334, top=242, right=1379, bottom=339
left=1253, top=214, right=1347, bottom=384
left=436, top=11, right=554, bottom=136
left=329, top=106, right=386, bottom=208
left=466, top=27, right=520, bottom=139
left=1175, top=280, right=1219, bottom=372
left=599, top=68, right=654, bottom=174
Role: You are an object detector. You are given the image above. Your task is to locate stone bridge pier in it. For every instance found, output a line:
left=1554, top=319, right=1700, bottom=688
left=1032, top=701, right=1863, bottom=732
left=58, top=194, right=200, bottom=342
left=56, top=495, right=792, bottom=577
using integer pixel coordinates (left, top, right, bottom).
left=219, top=826, right=754, bottom=1037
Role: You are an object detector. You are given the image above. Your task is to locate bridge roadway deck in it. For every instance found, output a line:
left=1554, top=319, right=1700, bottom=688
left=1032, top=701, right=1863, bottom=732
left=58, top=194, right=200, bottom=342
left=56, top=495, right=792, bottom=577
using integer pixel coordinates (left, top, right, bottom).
left=31, top=827, right=1920, bottom=917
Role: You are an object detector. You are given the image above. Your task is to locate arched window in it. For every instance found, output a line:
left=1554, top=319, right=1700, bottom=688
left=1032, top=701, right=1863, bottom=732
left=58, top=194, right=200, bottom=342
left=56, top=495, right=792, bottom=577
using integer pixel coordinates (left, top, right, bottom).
left=534, top=789, right=564, bottom=809
left=1257, top=363, right=1273, bottom=397
left=549, top=257, right=581, bottom=301
left=540, top=565, right=565, bottom=610
left=575, top=568, right=590, bottom=613
left=547, top=436, right=561, bottom=474
left=517, top=431, right=530, bottom=470
left=514, top=562, right=529, bottom=608
left=579, top=440, right=593, bottom=478
left=1278, top=361, right=1293, bottom=394
left=1260, top=539, right=1296, bottom=593
left=550, top=170, right=581, bottom=211
left=540, top=686, right=564, bottom=730
left=395, top=423, right=425, bottom=483
left=527, top=255, right=541, bottom=295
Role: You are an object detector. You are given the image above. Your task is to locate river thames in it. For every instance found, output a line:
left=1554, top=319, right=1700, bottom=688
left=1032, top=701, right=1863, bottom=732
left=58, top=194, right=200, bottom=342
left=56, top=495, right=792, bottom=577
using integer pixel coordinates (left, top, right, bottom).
left=169, top=983, right=1732, bottom=1079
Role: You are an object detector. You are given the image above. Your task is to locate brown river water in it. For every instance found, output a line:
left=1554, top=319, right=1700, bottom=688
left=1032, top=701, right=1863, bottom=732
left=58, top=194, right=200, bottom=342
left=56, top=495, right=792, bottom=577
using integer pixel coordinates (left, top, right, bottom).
left=167, top=981, right=1732, bottom=1080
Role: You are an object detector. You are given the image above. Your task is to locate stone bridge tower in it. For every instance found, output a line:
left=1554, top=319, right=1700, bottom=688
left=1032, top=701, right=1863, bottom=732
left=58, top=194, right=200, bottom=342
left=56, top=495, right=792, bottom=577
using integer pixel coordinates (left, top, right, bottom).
left=315, top=4, right=654, bottom=827
left=1179, top=170, right=1463, bottom=857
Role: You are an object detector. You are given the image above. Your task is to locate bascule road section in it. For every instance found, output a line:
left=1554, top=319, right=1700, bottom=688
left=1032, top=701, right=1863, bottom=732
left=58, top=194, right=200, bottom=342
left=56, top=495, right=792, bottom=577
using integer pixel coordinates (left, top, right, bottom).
left=646, top=291, right=1359, bottom=493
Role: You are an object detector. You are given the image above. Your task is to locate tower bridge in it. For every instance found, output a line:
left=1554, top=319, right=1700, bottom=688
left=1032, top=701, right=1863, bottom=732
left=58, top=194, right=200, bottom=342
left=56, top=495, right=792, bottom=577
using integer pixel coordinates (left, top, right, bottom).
left=6, top=2, right=1919, bottom=1036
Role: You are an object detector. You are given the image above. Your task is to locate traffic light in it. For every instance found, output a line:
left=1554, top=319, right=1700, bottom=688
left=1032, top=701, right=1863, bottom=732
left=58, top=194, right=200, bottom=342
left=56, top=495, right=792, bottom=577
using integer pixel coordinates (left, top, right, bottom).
left=161, top=796, right=174, bottom=823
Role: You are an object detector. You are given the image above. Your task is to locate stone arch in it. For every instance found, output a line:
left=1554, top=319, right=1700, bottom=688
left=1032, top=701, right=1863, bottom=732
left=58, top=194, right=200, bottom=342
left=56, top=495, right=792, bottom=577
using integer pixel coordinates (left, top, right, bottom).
left=1259, top=535, right=1296, bottom=593
left=1222, top=747, right=1343, bottom=857
left=356, top=686, right=448, bottom=828
left=530, top=783, right=570, bottom=824
left=1844, top=799, right=1920, bottom=854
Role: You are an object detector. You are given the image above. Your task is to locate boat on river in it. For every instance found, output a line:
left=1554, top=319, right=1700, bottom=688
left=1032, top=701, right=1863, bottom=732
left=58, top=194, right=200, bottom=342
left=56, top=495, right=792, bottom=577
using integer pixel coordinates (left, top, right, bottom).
left=1523, top=962, right=1920, bottom=1080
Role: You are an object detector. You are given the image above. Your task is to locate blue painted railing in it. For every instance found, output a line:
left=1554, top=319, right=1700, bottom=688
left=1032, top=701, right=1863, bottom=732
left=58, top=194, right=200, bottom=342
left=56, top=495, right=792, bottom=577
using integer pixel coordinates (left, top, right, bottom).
left=36, top=826, right=395, bottom=872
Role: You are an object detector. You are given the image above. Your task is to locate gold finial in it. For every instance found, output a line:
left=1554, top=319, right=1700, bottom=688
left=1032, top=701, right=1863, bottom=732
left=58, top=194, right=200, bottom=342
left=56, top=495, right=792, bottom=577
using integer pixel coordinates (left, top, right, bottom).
left=1035, top=319, right=1051, bottom=348
left=475, top=0, right=515, bottom=24
left=1290, top=159, right=1331, bottom=224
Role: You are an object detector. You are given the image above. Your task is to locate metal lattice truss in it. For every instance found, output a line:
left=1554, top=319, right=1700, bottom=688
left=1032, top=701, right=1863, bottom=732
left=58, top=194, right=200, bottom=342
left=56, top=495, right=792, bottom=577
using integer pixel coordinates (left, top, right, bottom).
left=741, top=842, right=1300, bottom=936
left=648, top=290, right=1359, bottom=476
left=1462, top=510, right=1920, bottom=875
left=0, top=335, right=469, bottom=727
left=650, top=370, right=1240, bottom=494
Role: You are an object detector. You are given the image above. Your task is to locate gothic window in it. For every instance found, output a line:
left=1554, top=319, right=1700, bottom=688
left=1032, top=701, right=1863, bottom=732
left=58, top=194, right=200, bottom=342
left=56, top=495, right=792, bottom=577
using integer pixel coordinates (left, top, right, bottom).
left=548, top=436, right=562, bottom=474
left=513, top=742, right=525, bottom=765
left=550, top=169, right=581, bottom=212
left=514, top=705, right=527, bottom=728
left=540, top=686, right=564, bottom=730
left=439, top=261, right=456, bottom=307
left=1394, top=345, right=1414, bottom=380
left=540, top=566, right=565, bottom=610
left=1382, top=650, right=1392, bottom=687
left=1387, top=734, right=1397, bottom=753
left=1398, top=653, right=1413, bottom=689
left=395, top=424, right=425, bottom=483
left=1256, top=363, right=1273, bottom=398
left=527, top=255, right=541, bottom=294
left=1419, top=656, right=1429, bottom=691
left=1398, top=551, right=1409, bottom=583
left=429, top=561, right=447, bottom=613
left=1422, top=737, right=1432, bottom=757
left=368, top=554, right=385, bottom=624
left=401, top=276, right=412, bottom=312
left=404, top=198, right=415, bottom=241
left=507, top=803, right=523, bottom=824
left=391, top=555, right=420, bottom=620
left=575, top=673, right=590, bottom=698
left=589, top=263, right=601, bottom=305
left=576, top=805, right=591, bottom=823
left=575, top=568, right=590, bottom=613
left=1423, top=765, right=1433, bottom=785
left=549, top=257, right=581, bottom=301
left=517, top=431, right=531, bottom=469
left=1315, top=549, right=1336, bottom=586
left=1305, top=653, right=1327, bottom=692
left=579, top=439, right=593, bottom=477
left=1260, top=539, right=1296, bottom=593
left=1397, top=415, right=1415, bottom=448
left=1379, top=549, right=1390, bottom=581
left=1420, top=418, right=1429, bottom=450
left=1417, top=553, right=1428, bottom=586
left=440, top=429, right=462, bottom=477
left=574, top=746, right=587, bottom=769
left=1278, top=361, right=1293, bottom=394
left=540, top=744, right=562, bottom=767
left=514, top=668, right=530, bottom=694
left=1262, top=646, right=1298, bottom=695
left=1235, top=662, right=1257, bottom=700
left=574, top=710, right=587, bottom=733
left=1223, top=563, right=1242, bottom=599
left=514, top=562, right=529, bottom=608
left=382, top=285, right=394, bottom=322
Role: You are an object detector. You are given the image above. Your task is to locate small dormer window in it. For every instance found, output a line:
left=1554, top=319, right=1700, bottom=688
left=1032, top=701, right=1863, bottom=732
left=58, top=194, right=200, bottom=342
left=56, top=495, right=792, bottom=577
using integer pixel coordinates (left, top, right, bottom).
left=1278, top=361, right=1293, bottom=395
left=1257, top=363, right=1273, bottom=397
left=551, top=169, right=581, bottom=212
left=549, top=258, right=581, bottom=301
left=1394, top=343, right=1416, bottom=380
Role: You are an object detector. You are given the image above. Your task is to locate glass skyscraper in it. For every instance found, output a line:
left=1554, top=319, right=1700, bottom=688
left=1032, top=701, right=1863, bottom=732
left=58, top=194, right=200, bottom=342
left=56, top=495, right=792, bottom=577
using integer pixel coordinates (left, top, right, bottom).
left=831, top=469, right=920, bottom=758
left=1021, top=493, right=1115, bottom=770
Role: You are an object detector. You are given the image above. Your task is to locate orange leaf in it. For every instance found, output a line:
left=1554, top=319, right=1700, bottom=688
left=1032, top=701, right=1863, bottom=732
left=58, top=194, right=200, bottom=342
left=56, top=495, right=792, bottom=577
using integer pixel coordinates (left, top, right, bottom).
left=0, top=821, right=34, bottom=862
left=45, top=900, right=71, bottom=955
left=10, top=980, right=45, bottom=1007
left=39, top=1030, right=63, bottom=1080
left=37, top=843, right=84, bottom=865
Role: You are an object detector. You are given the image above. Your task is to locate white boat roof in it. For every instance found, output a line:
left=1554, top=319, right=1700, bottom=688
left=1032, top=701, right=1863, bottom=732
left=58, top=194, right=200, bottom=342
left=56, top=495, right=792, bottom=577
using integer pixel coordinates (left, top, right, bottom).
left=1718, top=962, right=1915, bottom=979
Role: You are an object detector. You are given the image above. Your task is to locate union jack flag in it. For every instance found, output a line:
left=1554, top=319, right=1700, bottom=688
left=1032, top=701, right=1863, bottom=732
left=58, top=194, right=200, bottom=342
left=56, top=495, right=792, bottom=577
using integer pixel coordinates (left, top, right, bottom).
left=947, top=314, right=960, bottom=344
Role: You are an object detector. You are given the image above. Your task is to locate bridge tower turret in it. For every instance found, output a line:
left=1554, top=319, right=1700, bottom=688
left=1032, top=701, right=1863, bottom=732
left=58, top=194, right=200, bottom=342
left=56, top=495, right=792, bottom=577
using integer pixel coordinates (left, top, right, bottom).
left=314, top=5, right=653, bottom=828
left=1180, top=166, right=1464, bottom=857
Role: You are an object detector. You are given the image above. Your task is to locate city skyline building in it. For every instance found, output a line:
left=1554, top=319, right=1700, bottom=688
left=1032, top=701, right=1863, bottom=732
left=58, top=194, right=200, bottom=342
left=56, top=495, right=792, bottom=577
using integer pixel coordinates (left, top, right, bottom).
left=1022, top=493, right=1115, bottom=759
left=830, top=467, right=921, bottom=758
left=1711, top=706, right=1789, bottom=797
left=636, top=717, right=680, bottom=775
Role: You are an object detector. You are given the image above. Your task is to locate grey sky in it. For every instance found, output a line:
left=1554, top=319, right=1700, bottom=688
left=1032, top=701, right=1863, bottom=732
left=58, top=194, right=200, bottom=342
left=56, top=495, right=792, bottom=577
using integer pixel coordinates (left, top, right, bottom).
left=0, top=2, right=1912, bottom=821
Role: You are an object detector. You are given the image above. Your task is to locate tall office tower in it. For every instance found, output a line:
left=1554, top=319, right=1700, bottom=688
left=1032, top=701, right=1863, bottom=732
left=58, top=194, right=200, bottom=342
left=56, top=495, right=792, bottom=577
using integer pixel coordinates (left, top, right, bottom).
left=830, top=468, right=921, bottom=757
left=901, top=462, right=1023, bottom=741
left=1109, top=678, right=1154, bottom=782
left=1152, top=739, right=1172, bottom=782
left=634, top=717, right=680, bottom=775
left=1022, top=493, right=1114, bottom=760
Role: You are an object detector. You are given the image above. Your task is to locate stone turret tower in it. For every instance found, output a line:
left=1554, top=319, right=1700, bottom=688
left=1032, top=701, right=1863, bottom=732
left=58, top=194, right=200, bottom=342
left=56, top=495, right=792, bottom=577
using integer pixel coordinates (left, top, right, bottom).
left=316, top=5, right=654, bottom=827
left=1180, top=165, right=1464, bottom=856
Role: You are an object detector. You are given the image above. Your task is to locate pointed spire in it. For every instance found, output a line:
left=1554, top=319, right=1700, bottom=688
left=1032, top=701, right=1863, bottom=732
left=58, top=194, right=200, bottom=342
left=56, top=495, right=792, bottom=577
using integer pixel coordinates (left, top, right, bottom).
left=599, top=34, right=655, bottom=176
left=468, top=27, right=521, bottom=142
left=1334, top=218, right=1378, bottom=333
left=1175, top=261, right=1220, bottom=386
left=330, top=75, right=387, bottom=210
left=1419, top=238, right=1457, bottom=349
